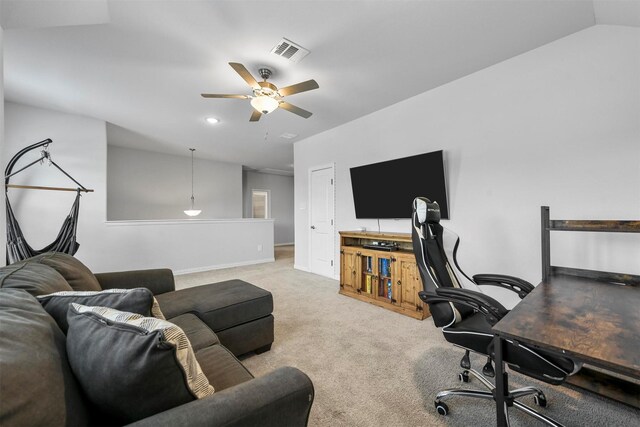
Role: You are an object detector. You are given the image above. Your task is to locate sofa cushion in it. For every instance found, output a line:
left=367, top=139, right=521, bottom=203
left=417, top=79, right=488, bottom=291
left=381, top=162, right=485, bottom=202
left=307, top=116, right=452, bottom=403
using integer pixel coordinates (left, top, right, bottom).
left=195, top=345, right=254, bottom=392
left=38, top=288, right=165, bottom=333
left=0, top=288, right=88, bottom=427
left=66, top=304, right=214, bottom=424
left=216, top=314, right=274, bottom=357
left=32, top=252, right=101, bottom=291
left=0, top=261, right=72, bottom=296
left=157, top=280, right=273, bottom=332
left=168, top=313, right=219, bottom=351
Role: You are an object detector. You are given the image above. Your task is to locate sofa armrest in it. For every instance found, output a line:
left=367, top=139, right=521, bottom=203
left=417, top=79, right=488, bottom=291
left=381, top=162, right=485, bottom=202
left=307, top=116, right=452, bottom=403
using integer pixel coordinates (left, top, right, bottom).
left=95, top=269, right=175, bottom=295
left=126, top=367, right=314, bottom=427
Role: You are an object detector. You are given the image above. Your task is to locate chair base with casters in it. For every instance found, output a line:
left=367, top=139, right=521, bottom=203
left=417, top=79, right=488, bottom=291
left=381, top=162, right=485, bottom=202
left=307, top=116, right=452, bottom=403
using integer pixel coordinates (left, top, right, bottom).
left=432, top=349, right=564, bottom=427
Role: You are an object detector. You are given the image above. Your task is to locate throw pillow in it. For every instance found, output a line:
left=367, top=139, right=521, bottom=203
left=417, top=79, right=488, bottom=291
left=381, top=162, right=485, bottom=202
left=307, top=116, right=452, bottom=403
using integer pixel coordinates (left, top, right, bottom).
left=66, top=304, right=214, bottom=423
left=0, top=261, right=72, bottom=296
left=31, top=252, right=102, bottom=291
left=38, top=288, right=165, bottom=333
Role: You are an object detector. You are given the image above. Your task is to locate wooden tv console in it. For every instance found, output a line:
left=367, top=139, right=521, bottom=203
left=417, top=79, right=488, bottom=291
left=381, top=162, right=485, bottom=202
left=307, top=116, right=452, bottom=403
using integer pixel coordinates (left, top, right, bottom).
left=339, top=231, right=430, bottom=320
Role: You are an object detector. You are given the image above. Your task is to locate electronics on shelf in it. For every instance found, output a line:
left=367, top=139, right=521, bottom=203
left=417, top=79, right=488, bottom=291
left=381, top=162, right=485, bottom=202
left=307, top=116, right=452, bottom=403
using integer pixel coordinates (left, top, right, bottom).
left=363, top=241, right=398, bottom=251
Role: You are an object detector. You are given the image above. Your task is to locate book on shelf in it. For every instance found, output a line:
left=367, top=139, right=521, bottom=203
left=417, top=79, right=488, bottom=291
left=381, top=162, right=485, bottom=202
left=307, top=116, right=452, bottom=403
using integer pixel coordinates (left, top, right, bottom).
left=366, top=275, right=372, bottom=293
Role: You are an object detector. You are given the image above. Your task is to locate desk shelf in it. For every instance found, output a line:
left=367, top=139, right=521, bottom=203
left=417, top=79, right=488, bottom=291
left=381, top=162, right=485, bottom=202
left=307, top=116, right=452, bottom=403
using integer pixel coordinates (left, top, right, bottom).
left=538, top=206, right=640, bottom=408
left=541, top=206, right=640, bottom=286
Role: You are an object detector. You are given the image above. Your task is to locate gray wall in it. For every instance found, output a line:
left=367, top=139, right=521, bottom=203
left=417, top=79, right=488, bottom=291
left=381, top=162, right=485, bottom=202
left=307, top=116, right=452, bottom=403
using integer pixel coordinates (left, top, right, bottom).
left=294, top=25, right=640, bottom=282
left=243, top=171, right=294, bottom=245
left=107, top=145, right=242, bottom=220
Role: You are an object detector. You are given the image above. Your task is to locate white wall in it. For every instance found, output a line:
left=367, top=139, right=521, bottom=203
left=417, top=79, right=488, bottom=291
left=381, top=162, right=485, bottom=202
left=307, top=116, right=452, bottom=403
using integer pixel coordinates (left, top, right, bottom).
left=294, top=25, right=640, bottom=283
left=4, top=102, right=108, bottom=262
left=95, top=218, right=274, bottom=274
left=243, top=170, right=295, bottom=245
left=107, top=145, right=242, bottom=220
left=0, top=22, right=5, bottom=264
left=4, top=102, right=275, bottom=272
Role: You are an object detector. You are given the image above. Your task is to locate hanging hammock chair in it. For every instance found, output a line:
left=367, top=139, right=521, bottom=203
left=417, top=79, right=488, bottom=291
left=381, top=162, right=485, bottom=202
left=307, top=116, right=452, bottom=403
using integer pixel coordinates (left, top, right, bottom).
left=5, top=139, right=92, bottom=264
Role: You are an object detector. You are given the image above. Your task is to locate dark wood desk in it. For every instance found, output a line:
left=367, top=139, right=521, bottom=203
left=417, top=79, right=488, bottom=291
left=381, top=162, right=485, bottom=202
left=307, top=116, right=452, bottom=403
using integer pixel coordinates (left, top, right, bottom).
left=492, top=274, right=640, bottom=426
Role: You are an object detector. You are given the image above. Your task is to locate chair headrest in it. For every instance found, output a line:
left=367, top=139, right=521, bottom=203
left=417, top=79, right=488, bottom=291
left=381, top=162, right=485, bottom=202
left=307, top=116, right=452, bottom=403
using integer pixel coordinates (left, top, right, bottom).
left=413, top=197, right=441, bottom=225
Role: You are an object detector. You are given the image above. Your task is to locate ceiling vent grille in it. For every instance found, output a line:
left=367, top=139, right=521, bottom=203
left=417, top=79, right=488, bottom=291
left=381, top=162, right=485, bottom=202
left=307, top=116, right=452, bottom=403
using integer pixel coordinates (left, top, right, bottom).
left=270, top=38, right=310, bottom=63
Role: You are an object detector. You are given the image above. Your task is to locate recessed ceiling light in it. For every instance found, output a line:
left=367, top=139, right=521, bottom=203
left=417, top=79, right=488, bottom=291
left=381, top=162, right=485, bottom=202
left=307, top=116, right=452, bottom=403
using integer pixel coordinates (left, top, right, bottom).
left=205, top=117, right=220, bottom=125
left=280, top=132, right=298, bottom=140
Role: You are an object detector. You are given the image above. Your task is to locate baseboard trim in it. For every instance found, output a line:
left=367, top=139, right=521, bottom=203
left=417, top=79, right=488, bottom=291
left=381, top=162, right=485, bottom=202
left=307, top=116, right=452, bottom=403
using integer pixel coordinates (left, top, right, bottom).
left=294, top=264, right=310, bottom=272
left=274, top=242, right=294, bottom=247
left=174, top=258, right=275, bottom=275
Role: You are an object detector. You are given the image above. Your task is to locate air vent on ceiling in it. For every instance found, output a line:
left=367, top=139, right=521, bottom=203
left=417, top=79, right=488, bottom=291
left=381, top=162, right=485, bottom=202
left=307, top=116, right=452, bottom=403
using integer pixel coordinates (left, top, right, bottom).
left=270, top=38, right=310, bottom=63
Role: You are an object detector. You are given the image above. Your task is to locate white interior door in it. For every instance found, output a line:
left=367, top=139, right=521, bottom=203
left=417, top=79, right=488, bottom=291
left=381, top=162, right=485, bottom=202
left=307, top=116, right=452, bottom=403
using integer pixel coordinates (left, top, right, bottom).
left=309, top=165, right=335, bottom=278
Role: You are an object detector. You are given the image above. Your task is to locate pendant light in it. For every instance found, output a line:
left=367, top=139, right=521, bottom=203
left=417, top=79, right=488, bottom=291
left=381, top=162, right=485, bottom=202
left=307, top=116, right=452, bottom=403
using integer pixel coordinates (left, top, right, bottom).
left=184, top=148, right=202, bottom=217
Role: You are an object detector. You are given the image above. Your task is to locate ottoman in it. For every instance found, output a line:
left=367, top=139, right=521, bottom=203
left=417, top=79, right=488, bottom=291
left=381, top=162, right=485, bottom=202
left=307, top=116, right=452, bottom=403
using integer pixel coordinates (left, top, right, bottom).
left=156, top=279, right=274, bottom=356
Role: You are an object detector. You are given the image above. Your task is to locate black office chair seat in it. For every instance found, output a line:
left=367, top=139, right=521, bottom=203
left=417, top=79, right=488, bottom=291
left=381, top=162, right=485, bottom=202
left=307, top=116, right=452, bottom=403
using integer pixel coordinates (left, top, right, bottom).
left=442, top=312, right=494, bottom=353
left=443, top=312, right=575, bottom=385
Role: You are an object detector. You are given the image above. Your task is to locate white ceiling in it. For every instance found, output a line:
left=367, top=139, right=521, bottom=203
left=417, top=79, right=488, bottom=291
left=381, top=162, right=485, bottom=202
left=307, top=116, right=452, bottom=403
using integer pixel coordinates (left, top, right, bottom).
left=2, top=1, right=633, bottom=172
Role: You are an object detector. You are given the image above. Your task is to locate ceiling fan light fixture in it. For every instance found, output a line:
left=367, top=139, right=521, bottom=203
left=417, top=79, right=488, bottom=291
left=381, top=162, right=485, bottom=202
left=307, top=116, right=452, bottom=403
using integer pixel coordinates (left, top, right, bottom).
left=205, top=117, right=219, bottom=124
left=250, top=96, right=279, bottom=114
left=201, top=62, right=318, bottom=121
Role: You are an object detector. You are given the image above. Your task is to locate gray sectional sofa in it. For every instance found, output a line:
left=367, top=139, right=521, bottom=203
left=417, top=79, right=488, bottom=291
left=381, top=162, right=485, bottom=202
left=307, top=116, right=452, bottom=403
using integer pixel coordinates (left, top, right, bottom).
left=0, top=252, right=314, bottom=427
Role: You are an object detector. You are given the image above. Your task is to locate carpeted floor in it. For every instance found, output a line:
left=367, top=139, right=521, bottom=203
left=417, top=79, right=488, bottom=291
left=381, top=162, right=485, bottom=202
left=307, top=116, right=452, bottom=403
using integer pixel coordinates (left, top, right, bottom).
left=175, top=246, right=639, bottom=426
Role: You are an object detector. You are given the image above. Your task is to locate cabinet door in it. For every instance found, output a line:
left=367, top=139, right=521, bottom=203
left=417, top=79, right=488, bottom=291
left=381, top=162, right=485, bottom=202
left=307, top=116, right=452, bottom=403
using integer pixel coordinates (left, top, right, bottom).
left=340, top=247, right=359, bottom=293
left=394, top=254, right=425, bottom=313
left=358, top=249, right=377, bottom=298
left=375, top=254, right=394, bottom=302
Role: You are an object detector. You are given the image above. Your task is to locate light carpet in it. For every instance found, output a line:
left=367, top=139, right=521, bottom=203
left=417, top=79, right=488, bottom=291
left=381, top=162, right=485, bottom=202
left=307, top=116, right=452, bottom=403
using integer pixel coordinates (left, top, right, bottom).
left=175, top=246, right=639, bottom=426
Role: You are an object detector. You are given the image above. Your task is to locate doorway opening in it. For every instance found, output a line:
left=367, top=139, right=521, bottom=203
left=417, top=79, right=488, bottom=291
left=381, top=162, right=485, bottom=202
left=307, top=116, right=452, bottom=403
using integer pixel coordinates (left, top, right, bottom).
left=251, top=189, right=270, bottom=219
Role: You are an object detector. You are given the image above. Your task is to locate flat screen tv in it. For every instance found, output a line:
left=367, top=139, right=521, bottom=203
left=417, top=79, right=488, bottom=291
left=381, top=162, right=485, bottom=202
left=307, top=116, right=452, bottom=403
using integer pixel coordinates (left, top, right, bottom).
left=349, top=150, right=449, bottom=219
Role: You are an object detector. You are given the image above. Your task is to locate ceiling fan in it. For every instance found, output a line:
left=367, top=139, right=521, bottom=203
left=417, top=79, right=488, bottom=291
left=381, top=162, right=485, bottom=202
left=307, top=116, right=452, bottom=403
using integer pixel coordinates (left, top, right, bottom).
left=201, top=62, right=319, bottom=122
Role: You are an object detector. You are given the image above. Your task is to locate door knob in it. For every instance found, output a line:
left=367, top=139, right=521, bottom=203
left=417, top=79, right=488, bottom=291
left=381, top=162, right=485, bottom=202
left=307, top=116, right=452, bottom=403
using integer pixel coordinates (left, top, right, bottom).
left=310, top=225, right=316, bottom=229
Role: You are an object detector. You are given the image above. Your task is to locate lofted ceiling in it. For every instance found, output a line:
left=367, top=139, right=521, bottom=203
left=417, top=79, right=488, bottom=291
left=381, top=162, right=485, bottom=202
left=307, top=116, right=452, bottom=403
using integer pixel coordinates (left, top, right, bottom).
left=2, top=1, right=635, bottom=172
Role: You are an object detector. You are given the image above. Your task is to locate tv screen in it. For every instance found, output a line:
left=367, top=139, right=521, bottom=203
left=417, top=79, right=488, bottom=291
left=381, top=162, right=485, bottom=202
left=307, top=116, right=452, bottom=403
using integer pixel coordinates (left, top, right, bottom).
left=349, top=150, right=449, bottom=219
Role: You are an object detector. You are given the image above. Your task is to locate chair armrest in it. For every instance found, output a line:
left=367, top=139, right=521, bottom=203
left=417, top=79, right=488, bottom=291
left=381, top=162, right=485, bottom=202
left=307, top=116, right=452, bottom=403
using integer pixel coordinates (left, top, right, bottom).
left=126, top=367, right=314, bottom=427
left=95, top=269, right=176, bottom=295
left=419, top=288, right=509, bottom=325
left=473, top=274, right=534, bottom=299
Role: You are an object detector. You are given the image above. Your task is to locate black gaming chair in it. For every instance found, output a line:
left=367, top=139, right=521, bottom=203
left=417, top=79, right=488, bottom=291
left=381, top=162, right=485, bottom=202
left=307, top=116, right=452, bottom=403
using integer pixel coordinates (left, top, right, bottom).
left=411, top=197, right=578, bottom=426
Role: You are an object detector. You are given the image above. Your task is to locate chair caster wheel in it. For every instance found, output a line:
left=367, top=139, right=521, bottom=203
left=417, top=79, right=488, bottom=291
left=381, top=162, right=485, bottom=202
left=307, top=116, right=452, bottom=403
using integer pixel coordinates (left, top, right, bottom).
left=533, top=394, right=547, bottom=408
left=434, top=400, right=449, bottom=416
left=458, top=371, right=470, bottom=383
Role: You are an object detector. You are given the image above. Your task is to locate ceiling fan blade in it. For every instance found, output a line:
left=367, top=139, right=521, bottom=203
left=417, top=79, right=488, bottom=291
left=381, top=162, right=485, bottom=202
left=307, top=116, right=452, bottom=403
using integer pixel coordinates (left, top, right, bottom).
left=229, top=62, right=260, bottom=90
left=279, top=101, right=312, bottom=119
left=249, top=109, right=262, bottom=122
left=201, top=94, right=249, bottom=99
left=277, top=79, right=319, bottom=97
